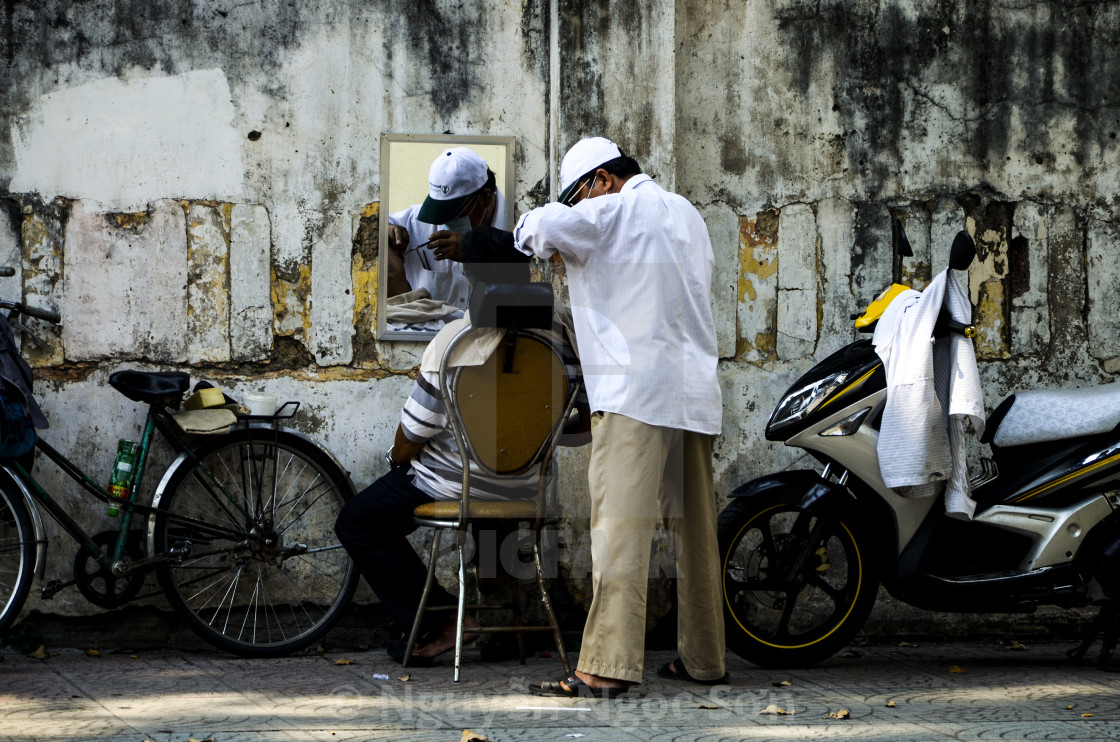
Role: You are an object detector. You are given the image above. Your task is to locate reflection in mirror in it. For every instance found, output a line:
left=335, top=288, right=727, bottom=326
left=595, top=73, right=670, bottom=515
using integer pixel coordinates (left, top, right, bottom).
left=377, top=134, right=515, bottom=340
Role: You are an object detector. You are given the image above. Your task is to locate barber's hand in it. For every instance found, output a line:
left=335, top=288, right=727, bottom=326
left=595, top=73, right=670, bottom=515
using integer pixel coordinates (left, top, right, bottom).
left=427, top=229, right=464, bottom=262
left=387, top=224, right=410, bottom=253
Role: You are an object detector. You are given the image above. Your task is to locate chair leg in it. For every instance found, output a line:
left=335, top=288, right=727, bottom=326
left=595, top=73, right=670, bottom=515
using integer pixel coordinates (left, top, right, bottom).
left=534, top=536, right=571, bottom=675
left=404, top=530, right=443, bottom=668
left=454, top=536, right=467, bottom=683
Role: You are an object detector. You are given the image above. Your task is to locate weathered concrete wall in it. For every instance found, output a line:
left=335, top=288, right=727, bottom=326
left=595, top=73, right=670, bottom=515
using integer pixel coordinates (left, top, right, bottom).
left=2, top=0, right=1119, bottom=634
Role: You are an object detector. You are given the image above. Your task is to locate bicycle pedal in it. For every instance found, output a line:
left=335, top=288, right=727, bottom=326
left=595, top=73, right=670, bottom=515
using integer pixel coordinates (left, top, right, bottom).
left=40, top=579, right=75, bottom=600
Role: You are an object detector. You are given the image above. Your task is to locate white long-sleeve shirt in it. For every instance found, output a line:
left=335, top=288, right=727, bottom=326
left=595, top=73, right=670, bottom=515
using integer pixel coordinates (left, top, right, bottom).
left=513, top=174, right=722, bottom=435
left=388, top=189, right=507, bottom=310
left=872, top=269, right=985, bottom=519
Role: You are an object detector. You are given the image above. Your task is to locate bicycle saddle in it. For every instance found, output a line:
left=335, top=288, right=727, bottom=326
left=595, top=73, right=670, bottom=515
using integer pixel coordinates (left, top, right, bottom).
left=109, top=370, right=191, bottom=405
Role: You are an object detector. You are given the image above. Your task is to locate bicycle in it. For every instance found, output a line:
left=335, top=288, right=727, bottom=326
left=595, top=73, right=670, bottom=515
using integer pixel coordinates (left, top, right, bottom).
left=0, top=282, right=359, bottom=657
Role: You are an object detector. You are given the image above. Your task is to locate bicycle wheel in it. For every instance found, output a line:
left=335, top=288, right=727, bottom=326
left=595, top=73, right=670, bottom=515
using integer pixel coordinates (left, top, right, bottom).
left=152, top=428, right=358, bottom=657
left=0, top=474, right=35, bottom=637
left=719, top=496, right=879, bottom=668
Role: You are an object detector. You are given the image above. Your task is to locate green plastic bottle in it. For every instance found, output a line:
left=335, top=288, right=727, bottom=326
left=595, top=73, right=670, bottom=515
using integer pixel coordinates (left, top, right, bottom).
left=107, top=439, right=139, bottom=517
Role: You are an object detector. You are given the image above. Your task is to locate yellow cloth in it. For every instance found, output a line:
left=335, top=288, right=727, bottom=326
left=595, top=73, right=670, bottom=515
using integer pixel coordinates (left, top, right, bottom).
left=170, top=408, right=237, bottom=434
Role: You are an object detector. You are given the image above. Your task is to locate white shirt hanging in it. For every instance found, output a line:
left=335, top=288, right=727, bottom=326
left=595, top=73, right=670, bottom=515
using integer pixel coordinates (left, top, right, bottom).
left=872, top=268, right=985, bottom=519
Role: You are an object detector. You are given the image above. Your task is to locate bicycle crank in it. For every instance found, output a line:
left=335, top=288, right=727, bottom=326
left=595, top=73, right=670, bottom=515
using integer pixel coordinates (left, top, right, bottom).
left=73, top=530, right=148, bottom=609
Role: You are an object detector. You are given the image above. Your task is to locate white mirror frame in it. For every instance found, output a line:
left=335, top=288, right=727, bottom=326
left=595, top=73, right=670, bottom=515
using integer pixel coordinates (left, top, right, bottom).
left=377, top=133, right=516, bottom=341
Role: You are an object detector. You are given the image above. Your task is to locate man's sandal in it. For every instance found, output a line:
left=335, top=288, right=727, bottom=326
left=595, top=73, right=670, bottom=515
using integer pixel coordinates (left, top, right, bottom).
left=529, top=673, right=630, bottom=699
left=656, top=657, right=730, bottom=685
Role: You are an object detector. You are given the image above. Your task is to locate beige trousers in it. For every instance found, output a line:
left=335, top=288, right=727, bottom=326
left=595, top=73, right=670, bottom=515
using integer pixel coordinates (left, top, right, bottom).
left=576, top=412, right=726, bottom=684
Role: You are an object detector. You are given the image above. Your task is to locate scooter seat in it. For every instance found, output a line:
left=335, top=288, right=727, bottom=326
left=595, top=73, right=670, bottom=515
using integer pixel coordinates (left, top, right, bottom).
left=986, top=383, right=1120, bottom=448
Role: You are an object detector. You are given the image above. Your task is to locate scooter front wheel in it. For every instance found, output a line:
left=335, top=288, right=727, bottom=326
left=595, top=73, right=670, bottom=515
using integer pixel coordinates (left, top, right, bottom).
left=718, top=497, right=879, bottom=668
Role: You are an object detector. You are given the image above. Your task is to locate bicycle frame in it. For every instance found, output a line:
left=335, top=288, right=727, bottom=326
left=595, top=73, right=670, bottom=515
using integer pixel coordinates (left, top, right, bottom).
left=9, top=401, right=271, bottom=589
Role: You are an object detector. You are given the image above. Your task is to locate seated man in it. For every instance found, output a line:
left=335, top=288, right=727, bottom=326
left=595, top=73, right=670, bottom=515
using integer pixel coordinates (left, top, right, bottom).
left=386, top=147, right=507, bottom=312
left=336, top=231, right=587, bottom=665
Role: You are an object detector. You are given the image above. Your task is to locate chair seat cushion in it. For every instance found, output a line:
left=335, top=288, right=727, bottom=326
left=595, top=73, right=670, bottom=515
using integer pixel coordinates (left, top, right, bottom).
left=414, top=499, right=546, bottom=520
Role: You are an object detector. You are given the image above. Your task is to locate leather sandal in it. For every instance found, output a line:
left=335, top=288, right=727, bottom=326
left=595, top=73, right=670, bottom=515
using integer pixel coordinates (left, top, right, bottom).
left=529, top=673, right=630, bottom=699
left=657, top=657, right=730, bottom=685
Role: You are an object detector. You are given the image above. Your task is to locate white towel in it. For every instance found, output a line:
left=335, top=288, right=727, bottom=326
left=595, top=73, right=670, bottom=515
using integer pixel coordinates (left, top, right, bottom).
left=872, top=269, right=985, bottom=519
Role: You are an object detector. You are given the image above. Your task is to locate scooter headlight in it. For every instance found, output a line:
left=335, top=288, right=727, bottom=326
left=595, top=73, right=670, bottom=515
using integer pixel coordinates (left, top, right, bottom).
left=768, top=371, right=850, bottom=434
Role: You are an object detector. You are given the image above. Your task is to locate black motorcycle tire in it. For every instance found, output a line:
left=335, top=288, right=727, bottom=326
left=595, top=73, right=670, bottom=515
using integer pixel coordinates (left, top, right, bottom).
left=718, top=495, right=880, bottom=668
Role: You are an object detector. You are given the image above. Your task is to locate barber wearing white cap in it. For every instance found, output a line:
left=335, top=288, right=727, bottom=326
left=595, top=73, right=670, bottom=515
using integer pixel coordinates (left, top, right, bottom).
left=386, top=147, right=507, bottom=309
left=514, top=138, right=726, bottom=697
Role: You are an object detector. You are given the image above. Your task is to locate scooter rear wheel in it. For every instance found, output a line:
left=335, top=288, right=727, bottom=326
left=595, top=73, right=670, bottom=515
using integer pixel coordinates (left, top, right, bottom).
left=718, top=497, right=879, bottom=668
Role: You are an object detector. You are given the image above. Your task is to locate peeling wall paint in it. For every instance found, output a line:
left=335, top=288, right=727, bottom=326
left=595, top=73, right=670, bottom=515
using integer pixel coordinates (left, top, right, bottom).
left=10, top=70, right=245, bottom=212
left=3, top=1, right=1119, bottom=634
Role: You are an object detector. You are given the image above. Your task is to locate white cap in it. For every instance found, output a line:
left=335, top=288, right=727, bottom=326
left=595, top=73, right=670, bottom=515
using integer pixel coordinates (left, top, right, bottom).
left=558, top=137, right=623, bottom=203
left=418, top=147, right=489, bottom=224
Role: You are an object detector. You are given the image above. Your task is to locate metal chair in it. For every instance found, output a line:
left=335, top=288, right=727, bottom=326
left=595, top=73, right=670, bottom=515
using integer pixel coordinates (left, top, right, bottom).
left=404, top=282, right=579, bottom=681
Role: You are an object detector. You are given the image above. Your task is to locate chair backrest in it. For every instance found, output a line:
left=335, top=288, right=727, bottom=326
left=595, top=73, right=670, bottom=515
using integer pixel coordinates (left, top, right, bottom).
left=455, top=333, right=569, bottom=474
left=442, top=282, right=575, bottom=478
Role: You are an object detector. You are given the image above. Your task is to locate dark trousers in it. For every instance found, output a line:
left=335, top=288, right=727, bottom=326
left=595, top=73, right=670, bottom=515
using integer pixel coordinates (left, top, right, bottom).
left=334, top=466, right=455, bottom=638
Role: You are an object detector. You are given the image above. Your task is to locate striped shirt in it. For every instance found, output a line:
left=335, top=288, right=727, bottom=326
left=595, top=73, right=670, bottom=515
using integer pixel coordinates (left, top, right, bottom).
left=400, top=319, right=583, bottom=501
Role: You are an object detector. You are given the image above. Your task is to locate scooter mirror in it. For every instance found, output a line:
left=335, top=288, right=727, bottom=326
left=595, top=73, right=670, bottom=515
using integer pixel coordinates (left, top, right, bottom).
left=949, top=231, right=976, bottom=271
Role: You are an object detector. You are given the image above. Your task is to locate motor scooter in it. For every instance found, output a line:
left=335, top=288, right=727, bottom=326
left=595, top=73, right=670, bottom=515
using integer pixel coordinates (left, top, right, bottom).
left=719, top=226, right=1120, bottom=669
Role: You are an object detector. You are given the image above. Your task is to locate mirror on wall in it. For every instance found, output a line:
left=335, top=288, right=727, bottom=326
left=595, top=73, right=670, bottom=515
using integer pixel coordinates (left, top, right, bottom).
left=377, top=133, right=516, bottom=340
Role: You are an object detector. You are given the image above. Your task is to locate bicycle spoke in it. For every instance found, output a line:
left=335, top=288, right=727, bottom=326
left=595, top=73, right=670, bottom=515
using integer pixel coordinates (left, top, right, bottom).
left=184, top=564, right=238, bottom=608
left=277, top=495, right=341, bottom=538
left=268, top=453, right=302, bottom=518
left=289, top=553, right=346, bottom=586
left=274, top=473, right=333, bottom=533
left=190, top=457, right=249, bottom=527
left=242, top=566, right=262, bottom=644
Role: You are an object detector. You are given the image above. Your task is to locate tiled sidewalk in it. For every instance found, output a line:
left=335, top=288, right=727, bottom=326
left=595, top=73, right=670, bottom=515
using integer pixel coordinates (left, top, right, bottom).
left=2, top=640, right=1119, bottom=741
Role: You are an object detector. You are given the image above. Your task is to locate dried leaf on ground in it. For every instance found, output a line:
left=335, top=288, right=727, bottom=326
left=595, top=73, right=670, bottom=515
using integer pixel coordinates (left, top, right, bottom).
left=948, top=665, right=965, bottom=674
left=331, top=658, right=355, bottom=665
left=461, top=731, right=489, bottom=742
left=772, top=680, right=792, bottom=687
left=398, top=674, right=411, bottom=682
left=828, top=709, right=851, bottom=719
left=886, top=701, right=897, bottom=708
left=1001, top=639, right=1028, bottom=651
left=85, top=649, right=101, bottom=657
left=1082, top=713, right=1094, bottom=718
left=897, top=641, right=918, bottom=647
left=27, top=646, right=48, bottom=659
left=759, top=704, right=795, bottom=715
left=699, top=704, right=719, bottom=710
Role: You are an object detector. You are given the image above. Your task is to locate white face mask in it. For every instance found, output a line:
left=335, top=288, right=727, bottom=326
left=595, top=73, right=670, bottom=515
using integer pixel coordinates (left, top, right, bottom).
left=444, top=216, right=472, bottom=235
